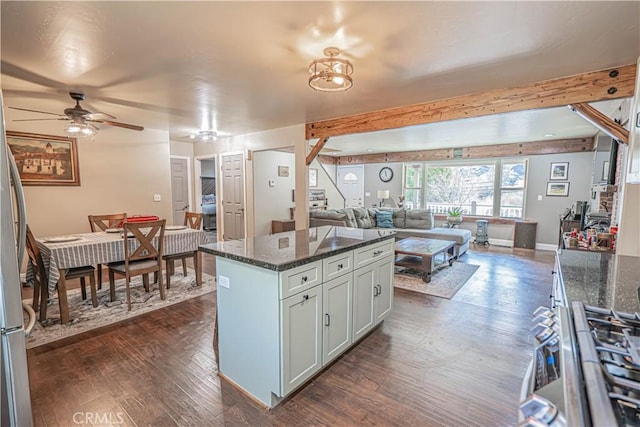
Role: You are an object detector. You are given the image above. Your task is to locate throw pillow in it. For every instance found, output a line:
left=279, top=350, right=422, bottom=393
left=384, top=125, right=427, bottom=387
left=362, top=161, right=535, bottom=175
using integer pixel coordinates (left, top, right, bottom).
left=376, top=210, right=394, bottom=228
left=352, top=207, right=373, bottom=229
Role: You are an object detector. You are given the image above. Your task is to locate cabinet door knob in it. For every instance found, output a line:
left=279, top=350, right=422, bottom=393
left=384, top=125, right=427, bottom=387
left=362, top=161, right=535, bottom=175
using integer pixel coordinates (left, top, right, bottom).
left=325, top=313, right=330, bottom=326
left=301, top=276, right=308, bottom=282
left=551, top=271, right=556, bottom=275
left=337, top=264, right=343, bottom=269
left=302, top=294, right=309, bottom=301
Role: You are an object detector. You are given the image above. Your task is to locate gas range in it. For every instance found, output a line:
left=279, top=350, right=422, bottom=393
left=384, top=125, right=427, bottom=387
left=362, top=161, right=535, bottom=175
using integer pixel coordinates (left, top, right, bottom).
left=573, top=302, right=640, bottom=426
left=519, top=250, right=640, bottom=427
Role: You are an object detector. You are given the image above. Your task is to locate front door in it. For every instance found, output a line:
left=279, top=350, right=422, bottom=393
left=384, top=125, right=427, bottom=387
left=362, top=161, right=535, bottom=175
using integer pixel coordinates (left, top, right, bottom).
left=221, top=153, right=245, bottom=240
left=337, top=165, right=364, bottom=208
left=170, top=157, right=189, bottom=225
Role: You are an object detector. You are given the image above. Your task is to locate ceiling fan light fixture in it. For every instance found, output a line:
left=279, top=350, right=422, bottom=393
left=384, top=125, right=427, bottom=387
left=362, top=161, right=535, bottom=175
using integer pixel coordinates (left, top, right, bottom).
left=308, top=47, right=353, bottom=92
left=65, top=121, right=96, bottom=138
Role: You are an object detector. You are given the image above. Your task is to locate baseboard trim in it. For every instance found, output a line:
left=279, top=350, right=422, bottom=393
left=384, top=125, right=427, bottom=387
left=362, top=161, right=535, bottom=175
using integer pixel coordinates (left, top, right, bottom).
left=488, top=238, right=513, bottom=247
left=535, top=243, right=558, bottom=252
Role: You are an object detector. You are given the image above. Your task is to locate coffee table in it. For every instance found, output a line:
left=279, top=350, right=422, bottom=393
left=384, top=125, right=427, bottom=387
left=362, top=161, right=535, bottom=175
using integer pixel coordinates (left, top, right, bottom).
left=394, top=237, right=455, bottom=283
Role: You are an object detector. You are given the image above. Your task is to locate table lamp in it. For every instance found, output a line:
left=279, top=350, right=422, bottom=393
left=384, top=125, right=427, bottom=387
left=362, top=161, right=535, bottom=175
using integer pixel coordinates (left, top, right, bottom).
left=377, top=190, right=390, bottom=207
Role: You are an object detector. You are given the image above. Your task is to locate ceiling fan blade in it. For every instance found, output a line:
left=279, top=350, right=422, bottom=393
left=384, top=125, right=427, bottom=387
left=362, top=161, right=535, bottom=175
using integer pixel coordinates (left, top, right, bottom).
left=85, top=112, right=117, bottom=120
left=13, top=118, right=69, bottom=122
left=8, top=106, right=65, bottom=117
left=88, top=119, right=144, bottom=131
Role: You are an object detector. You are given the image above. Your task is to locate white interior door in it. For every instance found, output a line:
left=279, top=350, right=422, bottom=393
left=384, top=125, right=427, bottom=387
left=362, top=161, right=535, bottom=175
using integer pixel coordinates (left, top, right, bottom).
left=337, top=165, right=364, bottom=208
left=222, top=153, right=245, bottom=240
left=170, top=157, right=190, bottom=225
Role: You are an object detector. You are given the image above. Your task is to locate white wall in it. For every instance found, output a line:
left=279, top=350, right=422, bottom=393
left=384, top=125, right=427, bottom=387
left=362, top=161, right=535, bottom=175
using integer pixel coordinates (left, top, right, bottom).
left=311, top=159, right=344, bottom=210
left=169, top=140, right=194, bottom=157
left=6, top=116, right=173, bottom=237
left=194, top=124, right=306, bottom=237
left=525, top=152, right=594, bottom=245
left=253, top=150, right=295, bottom=236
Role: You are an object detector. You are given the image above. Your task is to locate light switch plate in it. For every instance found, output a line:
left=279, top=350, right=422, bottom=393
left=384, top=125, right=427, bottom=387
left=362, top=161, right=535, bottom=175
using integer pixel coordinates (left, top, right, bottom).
left=269, top=179, right=275, bottom=187
left=153, top=194, right=161, bottom=202
left=537, top=195, right=543, bottom=201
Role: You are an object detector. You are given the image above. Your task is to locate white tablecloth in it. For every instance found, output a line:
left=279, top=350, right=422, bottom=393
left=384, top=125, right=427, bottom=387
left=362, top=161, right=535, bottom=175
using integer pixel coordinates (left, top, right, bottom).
left=36, top=229, right=207, bottom=294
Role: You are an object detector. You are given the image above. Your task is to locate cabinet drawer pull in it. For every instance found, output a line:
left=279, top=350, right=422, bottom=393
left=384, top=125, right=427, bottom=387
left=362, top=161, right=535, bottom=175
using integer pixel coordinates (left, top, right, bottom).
left=377, top=285, right=382, bottom=295
left=325, top=313, right=330, bottom=326
left=301, top=276, right=308, bottom=283
left=374, top=285, right=379, bottom=296
left=337, top=263, right=344, bottom=269
left=373, top=250, right=383, bottom=256
left=302, top=294, right=309, bottom=301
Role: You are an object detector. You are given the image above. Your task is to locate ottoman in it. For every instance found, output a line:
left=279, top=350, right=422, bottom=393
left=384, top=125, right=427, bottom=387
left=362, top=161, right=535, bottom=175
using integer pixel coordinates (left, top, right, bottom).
left=422, top=227, right=472, bottom=258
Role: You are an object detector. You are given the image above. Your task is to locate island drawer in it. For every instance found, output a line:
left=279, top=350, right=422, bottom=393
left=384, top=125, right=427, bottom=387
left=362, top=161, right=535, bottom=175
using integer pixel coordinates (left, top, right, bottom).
left=323, top=252, right=353, bottom=282
left=279, top=261, right=322, bottom=299
left=354, top=239, right=394, bottom=269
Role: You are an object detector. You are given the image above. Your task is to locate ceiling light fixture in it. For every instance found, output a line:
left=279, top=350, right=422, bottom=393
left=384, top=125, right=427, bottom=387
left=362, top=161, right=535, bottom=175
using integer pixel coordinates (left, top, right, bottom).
left=308, top=47, right=353, bottom=92
left=189, top=130, right=218, bottom=142
left=65, top=121, right=97, bottom=138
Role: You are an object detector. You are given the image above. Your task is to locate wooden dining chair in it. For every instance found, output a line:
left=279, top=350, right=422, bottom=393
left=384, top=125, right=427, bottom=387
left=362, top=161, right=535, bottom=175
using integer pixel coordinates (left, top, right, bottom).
left=107, top=219, right=166, bottom=311
left=88, top=213, right=127, bottom=289
left=26, top=225, right=97, bottom=322
left=162, top=212, right=203, bottom=289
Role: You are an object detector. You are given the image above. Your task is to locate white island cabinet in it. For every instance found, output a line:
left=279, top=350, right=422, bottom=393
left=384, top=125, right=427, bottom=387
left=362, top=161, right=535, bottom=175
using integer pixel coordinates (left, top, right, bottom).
left=200, top=226, right=395, bottom=408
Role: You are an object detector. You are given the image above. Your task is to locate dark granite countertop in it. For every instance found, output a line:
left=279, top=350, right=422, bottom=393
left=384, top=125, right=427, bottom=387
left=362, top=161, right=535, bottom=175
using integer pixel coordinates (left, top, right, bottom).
left=199, top=226, right=396, bottom=271
left=558, top=249, right=640, bottom=313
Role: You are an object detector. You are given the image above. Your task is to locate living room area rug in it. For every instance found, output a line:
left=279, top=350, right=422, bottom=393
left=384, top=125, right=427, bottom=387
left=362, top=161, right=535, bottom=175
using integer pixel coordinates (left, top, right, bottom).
left=394, top=262, right=479, bottom=299
left=24, top=269, right=216, bottom=349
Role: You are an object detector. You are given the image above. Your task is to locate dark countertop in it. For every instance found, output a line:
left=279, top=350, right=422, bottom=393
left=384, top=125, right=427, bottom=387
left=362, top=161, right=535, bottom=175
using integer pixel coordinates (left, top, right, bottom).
left=200, top=226, right=396, bottom=271
left=558, top=249, right=640, bottom=313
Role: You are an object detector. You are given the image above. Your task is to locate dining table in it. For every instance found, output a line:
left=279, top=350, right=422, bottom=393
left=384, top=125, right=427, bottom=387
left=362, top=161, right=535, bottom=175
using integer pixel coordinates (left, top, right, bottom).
left=35, top=227, right=208, bottom=324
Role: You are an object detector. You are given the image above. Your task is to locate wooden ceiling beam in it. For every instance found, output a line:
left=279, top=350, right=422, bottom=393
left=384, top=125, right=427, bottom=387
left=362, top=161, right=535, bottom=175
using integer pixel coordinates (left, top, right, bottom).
left=569, top=103, right=630, bottom=144
left=305, top=136, right=330, bottom=166
left=335, top=137, right=594, bottom=165
left=306, top=64, right=636, bottom=140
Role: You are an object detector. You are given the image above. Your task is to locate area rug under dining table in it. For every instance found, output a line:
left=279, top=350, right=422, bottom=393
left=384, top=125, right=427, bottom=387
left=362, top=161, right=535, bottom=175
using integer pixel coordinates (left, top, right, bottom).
left=394, top=261, right=479, bottom=299
left=24, top=269, right=215, bottom=349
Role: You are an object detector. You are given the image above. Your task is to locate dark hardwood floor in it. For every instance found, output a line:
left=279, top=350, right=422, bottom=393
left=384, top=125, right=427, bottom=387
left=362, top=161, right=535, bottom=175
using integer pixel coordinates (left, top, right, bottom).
left=27, top=245, right=555, bottom=426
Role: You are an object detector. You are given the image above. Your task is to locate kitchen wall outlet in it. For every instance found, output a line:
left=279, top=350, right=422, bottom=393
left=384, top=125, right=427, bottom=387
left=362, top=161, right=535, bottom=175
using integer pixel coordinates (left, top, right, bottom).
left=153, top=194, right=161, bottom=202
left=269, top=179, right=275, bottom=187
left=365, top=192, right=371, bottom=197
left=537, top=195, right=543, bottom=201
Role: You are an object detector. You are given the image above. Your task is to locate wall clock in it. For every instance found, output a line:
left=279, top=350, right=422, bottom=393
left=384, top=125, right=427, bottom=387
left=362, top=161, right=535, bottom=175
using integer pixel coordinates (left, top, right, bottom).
left=379, top=167, right=393, bottom=182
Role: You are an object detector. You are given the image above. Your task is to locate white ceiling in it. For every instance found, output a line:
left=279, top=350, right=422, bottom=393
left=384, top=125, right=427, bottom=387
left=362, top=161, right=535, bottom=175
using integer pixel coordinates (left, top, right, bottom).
left=1, top=1, right=638, bottom=155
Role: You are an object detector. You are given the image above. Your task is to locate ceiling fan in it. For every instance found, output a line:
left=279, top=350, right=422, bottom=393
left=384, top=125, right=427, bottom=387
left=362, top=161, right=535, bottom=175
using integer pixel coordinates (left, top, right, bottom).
left=9, top=92, right=144, bottom=137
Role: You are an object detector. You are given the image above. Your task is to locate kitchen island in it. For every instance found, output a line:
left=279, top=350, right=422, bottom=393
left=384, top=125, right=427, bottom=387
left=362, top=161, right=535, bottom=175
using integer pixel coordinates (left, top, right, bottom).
left=199, top=226, right=396, bottom=408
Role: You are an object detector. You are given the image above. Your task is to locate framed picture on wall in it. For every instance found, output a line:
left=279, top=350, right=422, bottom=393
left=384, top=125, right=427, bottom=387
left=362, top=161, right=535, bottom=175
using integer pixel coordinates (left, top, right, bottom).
left=546, top=182, right=570, bottom=197
left=278, top=165, right=289, bottom=177
left=549, top=162, right=569, bottom=180
left=309, top=168, right=318, bottom=187
left=5, top=131, right=80, bottom=186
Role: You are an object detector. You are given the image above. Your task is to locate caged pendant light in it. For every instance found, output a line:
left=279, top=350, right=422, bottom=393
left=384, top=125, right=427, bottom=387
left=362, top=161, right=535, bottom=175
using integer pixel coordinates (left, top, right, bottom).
left=308, top=47, right=353, bottom=92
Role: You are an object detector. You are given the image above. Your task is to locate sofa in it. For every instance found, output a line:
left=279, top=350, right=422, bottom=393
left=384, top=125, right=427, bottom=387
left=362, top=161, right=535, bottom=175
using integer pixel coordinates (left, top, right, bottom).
left=310, top=207, right=472, bottom=258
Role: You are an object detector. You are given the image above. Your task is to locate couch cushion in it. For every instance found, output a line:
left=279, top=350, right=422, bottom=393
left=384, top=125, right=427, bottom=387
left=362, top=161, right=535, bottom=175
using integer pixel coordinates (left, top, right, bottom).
left=404, top=210, right=434, bottom=230
left=421, top=227, right=472, bottom=245
left=336, top=208, right=358, bottom=228
left=375, top=210, right=394, bottom=228
left=367, top=208, right=378, bottom=227
left=392, top=209, right=406, bottom=228
left=309, top=210, right=348, bottom=222
left=352, top=207, right=373, bottom=229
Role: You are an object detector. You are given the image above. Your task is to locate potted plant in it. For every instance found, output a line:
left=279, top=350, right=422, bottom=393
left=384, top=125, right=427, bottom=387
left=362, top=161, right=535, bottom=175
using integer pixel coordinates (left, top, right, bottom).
left=446, top=206, right=463, bottom=225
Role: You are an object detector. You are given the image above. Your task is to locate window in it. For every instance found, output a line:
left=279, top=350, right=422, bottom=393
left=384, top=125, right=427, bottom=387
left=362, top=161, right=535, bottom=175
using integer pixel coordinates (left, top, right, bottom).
left=403, top=163, right=423, bottom=209
left=403, top=159, right=527, bottom=218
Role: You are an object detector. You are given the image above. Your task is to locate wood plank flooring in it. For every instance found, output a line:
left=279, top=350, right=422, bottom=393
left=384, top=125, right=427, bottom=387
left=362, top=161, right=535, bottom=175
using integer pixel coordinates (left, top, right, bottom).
left=27, top=245, right=555, bottom=426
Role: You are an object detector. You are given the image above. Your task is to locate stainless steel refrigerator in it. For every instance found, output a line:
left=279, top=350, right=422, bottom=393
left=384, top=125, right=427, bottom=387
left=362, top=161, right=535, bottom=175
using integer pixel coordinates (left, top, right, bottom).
left=0, top=92, right=34, bottom=425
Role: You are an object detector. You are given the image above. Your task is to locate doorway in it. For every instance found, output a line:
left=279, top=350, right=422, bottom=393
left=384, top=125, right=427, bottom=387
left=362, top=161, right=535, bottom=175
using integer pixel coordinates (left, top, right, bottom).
left=170, top=156, right=191, bottom=225
left=194, top=154, right=218, bottom=242
left=220, top=152, right=245, bottom=240
left=337, top=165, right=364, bottom=208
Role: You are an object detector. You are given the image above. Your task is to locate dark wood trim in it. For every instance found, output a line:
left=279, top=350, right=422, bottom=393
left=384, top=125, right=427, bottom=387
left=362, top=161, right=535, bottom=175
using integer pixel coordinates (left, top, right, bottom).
left=306, top=136, right=330, bottom=166
left=335, top=137, right=594, bottom=165
left=569, top=103, right=630, bottom=144
left=306, top=64, right=636, bottom=139
left=317, top=155, right=338, bottom=165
